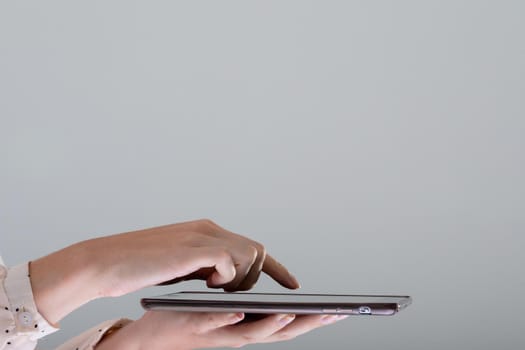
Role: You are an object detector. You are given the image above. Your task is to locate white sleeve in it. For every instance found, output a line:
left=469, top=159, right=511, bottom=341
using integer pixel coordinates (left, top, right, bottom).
left=0, top=258, right=132, bottom=350
left=0, top=261, right=59, bottom=349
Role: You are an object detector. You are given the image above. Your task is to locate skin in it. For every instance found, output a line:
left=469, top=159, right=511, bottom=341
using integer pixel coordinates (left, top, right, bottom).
left=28, top=219, right=345, bottom=349
left=95, top=312, right=347, bottom=350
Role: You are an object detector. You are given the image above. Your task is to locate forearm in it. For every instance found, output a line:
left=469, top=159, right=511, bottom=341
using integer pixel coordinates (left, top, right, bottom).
left=29, top=240, right=104, bottom=325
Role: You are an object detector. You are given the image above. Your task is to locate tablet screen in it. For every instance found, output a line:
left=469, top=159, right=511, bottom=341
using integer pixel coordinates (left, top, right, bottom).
left=161, top=291, right=409, bottom=305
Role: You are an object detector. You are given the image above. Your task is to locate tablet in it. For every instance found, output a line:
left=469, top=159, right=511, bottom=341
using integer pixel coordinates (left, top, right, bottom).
left=141, top=291, right=412, bottom=316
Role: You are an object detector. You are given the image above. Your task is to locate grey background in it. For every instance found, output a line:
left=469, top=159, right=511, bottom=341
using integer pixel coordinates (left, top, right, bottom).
left=1, top=1, right=524, bottom=349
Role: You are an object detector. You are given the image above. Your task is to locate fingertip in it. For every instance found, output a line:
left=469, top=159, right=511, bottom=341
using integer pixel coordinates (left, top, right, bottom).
left=208, top=264, right=237, bottom=287
left=321, top=314, right=348, bottom=325
left=234, top=312, right=245, bottom=322
left=224, top=312, right=245, bottom=325
left=207, top=273, right=225, bottom=288
left=290, top=274, right=301, bottom=289
left=277, top=314, right=296, bottom=326
left=263, top=255, right=301, bottom=290
left=282, top=274, right=301, bottom=289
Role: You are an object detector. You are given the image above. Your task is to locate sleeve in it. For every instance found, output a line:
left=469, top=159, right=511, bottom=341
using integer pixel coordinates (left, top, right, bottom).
left=0, top=257, right=133, bottom=350
left=0, top=261, right=59, bottom=350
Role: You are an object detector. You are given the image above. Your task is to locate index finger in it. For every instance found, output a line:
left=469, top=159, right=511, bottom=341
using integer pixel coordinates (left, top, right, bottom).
left=262, top=254, right=300, bottom=289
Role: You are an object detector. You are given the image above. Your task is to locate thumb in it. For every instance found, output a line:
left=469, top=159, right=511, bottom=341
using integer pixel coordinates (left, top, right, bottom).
left=206, top=252, right=237, bottom=287
left=188, top=247, right=236, bottom=287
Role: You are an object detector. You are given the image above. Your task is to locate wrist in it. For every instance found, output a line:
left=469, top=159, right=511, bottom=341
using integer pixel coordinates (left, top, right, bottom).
left=94, top=320, right=142, bottom=350
left=30, top=241, right=103, bottom=324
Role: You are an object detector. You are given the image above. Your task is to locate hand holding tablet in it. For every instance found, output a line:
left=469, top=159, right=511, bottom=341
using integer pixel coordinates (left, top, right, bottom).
left=93, top=219, right=410, bottom=350
left=123, top=292, right=411, bottom=350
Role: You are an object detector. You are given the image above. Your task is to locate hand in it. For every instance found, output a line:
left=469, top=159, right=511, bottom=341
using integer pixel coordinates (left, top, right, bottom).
left=89, top=219, right=299, bottom=296
left=30, top=219, right=299, bottom=324
left=95, top=311, right=348, bottom=350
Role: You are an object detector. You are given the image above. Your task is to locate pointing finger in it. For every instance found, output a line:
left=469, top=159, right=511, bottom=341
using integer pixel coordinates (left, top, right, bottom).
left=262, top=254, right=300, bottom=289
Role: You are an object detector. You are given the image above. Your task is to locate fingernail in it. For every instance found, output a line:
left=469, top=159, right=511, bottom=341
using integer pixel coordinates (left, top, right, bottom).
left=321, top=315, right=339, bottom=324
left=278, top=314, right=295, bottom=326
left=230, top=313, right=244, bottom=321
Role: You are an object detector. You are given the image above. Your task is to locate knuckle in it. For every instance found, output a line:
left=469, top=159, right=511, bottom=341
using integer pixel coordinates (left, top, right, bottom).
left=253, top=241, right=265, bottom=251
left=257, top=244, right=267, bottom=257
left=198, top=218, right=217, bottom=229
left=180, top=231, right=208, bottom=248
left=247, top=245, right=259, bottom=258
left=250, top=241, right=266, bottom=258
